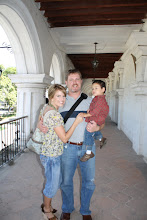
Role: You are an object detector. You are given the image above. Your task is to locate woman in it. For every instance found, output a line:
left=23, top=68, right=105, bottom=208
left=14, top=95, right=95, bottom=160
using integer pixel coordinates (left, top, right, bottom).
left=40, top=84, right=83, bottom=220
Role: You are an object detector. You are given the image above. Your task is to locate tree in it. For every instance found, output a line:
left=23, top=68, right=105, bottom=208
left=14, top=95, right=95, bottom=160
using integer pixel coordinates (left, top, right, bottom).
left=3, top=67, right=16, bottom=76
left=0, top=65, right=17, bottom=109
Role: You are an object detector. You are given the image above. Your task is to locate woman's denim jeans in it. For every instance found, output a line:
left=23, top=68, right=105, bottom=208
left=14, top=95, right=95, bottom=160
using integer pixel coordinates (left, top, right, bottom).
left=40, top=154, right=61, bottom=198
left=61, top=143, right=96, bottom=215
left=84, top=129, right=103, bottom=150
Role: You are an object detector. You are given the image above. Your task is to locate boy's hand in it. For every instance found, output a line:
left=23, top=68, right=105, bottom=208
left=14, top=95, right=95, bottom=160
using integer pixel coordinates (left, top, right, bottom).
left=87, top=109, right=90, bottom=113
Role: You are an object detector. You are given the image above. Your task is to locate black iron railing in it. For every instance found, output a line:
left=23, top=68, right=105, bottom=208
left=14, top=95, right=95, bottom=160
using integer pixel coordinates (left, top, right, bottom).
left=0, top=116, right=28, bottom=167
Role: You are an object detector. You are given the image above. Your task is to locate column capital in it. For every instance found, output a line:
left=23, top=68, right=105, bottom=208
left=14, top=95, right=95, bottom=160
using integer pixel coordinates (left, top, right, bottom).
left=108, top=72, right=115, bottom=79
left=105, top=78, right=109, bottom=83
left=131, top=82, right=147, bottom=95
left=114, top=61, right=124, bottom=69
left=141, top=19, right=147, bottom=32
left=9, top=74, right=53, bottom=88
left=116, top=88, right=124, bottom=96
left=122, top=31, right=147, bottom=61
left=126, top=31, right=147, bottom=51
left=110, top=90, right=117, bottom=96
left=118, top=68, right=124, bottom=75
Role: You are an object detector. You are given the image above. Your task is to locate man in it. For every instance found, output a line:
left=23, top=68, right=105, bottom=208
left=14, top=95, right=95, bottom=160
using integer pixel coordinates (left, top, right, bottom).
left=59, top=69, right=105, bottom=220
left=39, top=69, right=104, bottom=220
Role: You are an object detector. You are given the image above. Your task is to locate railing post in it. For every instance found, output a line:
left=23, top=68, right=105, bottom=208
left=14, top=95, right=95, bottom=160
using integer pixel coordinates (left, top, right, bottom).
left=0, top=116, right=28, bottom=167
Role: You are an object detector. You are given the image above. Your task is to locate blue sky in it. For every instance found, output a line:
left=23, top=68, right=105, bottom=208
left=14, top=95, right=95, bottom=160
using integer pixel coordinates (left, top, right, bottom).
left=0, top=25, right=16, bottom=68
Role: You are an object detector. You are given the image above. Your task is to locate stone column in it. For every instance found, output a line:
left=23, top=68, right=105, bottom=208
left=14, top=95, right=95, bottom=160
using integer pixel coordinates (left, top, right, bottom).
left=116, top=89, right=124, bottom=130
left=108, top=72, right=114, bottom=91
left=135, top=54, right=147, bottom=82
left=114, top=61, right=124, bottom=89
left=128, top=32, right=147, bottom=82
left=110, top=90, right=118, bottom=123
left=131, top=82, right=147, bottom=161
left=105, top=78, right=109, bottom=103
left=9, top=74, right=53, bottom=138
left=118, top=68, right=124, bottom=88
left=108, top=72, right=115, bottom=119
left=112, top=69, right=120, bottom=124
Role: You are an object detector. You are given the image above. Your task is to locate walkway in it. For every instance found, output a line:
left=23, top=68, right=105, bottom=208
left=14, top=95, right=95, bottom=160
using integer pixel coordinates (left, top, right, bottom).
left=0, top=117, right=147, bottom=220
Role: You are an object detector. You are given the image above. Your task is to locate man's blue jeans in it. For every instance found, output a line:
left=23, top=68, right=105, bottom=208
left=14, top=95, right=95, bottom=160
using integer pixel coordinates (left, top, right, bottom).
left=61, top=143, right=96, bottom=215
left=84, top=129, right=103, bottom=150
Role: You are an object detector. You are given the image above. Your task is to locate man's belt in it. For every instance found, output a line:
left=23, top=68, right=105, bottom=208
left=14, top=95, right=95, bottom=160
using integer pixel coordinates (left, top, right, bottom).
left=67, top=141, right=83, bottom=146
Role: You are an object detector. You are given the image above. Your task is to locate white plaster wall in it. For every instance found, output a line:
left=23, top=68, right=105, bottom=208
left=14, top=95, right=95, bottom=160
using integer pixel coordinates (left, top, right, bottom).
left=143, top=106, right=147, bottom=157
left=121, top=55, right=136, bottom=142
left=121, top=88, right=137, bottom=142
left=108, top=28, right=147, bottom=159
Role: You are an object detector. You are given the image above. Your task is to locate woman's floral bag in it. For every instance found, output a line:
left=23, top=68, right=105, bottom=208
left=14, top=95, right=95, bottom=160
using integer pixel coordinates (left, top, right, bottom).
left=27, top=128, right=43, bottom=154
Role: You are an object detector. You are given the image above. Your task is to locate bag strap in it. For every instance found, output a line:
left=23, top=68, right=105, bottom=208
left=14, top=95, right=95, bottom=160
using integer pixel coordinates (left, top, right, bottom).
left=64, top=93, right=88, bottom=124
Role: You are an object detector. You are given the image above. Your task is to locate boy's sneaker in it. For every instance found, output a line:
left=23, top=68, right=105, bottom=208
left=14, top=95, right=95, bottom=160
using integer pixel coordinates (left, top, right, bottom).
left=80, top=152, right=95, bottom=162
left=100, top=137, right=107, bottom=149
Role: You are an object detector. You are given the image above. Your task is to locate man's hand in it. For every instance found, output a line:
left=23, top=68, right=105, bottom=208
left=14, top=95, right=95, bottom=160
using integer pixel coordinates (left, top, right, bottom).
left=37, top=117, right=48, bottom=133
left=86, top=121, right=105, bottom=133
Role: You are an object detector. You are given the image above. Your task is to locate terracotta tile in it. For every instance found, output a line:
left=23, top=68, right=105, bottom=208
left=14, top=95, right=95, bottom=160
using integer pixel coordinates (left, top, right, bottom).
left=1, top=117, right=147, bottom=220
left=107, top=180, right=128, bottom=193
left=112, top=204, right=137, bottom=220
left=109, top=191, right=132, bottom=204
left=93, top=196, right=118, bottom=211
left=127, top=198, right=147, bottom=214
left=123, top=185, right=147, bottom=200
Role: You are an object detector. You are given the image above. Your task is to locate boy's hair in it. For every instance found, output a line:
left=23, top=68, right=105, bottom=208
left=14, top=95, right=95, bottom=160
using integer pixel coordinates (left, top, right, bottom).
left=92, top=80, right=106, bottom=92
left=48, top=84, right=66, bottom=104
left=65, top=69, right=82, bottom=81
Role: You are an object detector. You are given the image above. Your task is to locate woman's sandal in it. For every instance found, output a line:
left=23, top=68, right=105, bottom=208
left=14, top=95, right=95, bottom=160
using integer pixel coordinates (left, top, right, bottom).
left=41, top=205, right=58, bottom=220
left=41, top=203, right=57, bottom=214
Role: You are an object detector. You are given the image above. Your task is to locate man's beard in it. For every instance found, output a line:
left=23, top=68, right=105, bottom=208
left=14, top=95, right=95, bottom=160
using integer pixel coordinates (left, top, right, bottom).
left=71, top=85, right=81, bottom=93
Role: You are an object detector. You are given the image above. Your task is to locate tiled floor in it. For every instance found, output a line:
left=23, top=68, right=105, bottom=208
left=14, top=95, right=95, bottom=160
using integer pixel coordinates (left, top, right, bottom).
left=0, top=117, right=147, bottom=220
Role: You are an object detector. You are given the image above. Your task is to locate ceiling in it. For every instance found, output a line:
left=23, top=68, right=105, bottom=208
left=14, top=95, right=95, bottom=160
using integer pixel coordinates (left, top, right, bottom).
left=35, top=0, right=147, bottom=79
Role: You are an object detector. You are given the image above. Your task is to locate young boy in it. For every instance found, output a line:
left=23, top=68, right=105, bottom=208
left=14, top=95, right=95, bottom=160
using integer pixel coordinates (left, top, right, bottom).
left=80, top=80, right=109, bottom=162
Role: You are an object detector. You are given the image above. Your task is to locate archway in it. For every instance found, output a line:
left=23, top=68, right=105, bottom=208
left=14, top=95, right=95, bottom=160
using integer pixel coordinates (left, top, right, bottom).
left=0, top=1, right=52, bottom=136
left=0, top=2, right=43, bottom=74
left=82, top=79, right=93, bottom=96
left=50, top=53, right=62, bottom=84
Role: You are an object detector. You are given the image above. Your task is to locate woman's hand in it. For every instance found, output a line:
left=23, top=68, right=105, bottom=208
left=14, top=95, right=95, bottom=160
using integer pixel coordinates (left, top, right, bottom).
left=78, top=112, right=86, bottom=118
left=75, top=114, right=84, bottom=124
left=54, top=114, right=83, bottom=143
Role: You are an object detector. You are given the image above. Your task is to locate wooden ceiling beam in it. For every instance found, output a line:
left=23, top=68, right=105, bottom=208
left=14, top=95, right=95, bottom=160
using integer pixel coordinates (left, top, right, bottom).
left=67, top=53, right=122, bottom=79
left=36, top=0, right=147, bottom=2
left=44, top=7, right=147, bottom=18
left=39, top=1, right=147, bottom=11
left=35, top=0, right=72, bottom=2
left=49, top=19, right=143, bottom=28
left=48, top=14, right=144, bottom=23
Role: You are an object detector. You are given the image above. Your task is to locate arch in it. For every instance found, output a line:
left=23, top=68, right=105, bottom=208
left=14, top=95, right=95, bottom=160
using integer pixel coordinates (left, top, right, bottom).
left=123, top=55, right=136, bottom=88
left=50, top=53, right=62, bottom=84
left=115, top=74, right=120, bottom=89
left=50, top=63, right=55, bottom=84
left=0, top=1, right=44, bottom=74
left=82, top=79, right=93, bottom=96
